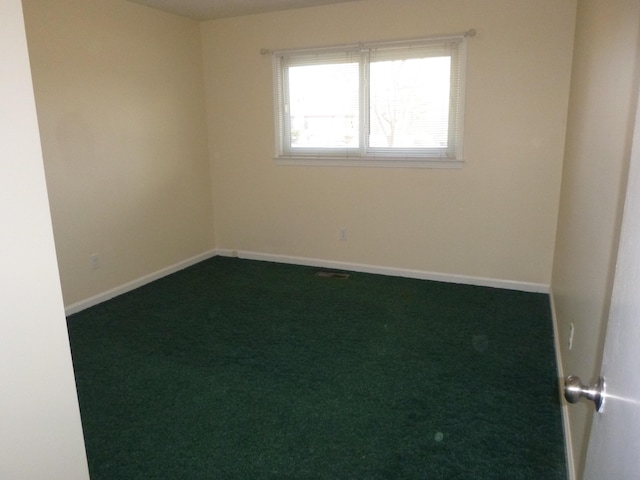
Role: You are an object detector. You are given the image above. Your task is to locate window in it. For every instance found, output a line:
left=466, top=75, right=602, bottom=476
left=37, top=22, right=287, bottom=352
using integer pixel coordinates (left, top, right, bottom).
left=272, top=34, right=468, bottom=167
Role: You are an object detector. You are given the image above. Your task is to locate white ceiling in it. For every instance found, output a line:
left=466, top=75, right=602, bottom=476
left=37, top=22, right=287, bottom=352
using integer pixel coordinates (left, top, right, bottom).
left=128, top=0, right=362, bottom=21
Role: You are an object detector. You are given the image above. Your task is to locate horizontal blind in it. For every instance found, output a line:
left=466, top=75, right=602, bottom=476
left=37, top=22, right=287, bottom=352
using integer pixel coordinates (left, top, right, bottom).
left=272, top=34, right=467, bottom=163
left=366, top=38, right=464, bottom=158
left=275, top=49, right=362, bottom=157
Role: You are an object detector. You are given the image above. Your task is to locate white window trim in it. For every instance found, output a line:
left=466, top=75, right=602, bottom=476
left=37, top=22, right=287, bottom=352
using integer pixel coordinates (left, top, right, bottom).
left=273, top=156, right=464, bottom=169
left=271, top=33, right=469, bottom=168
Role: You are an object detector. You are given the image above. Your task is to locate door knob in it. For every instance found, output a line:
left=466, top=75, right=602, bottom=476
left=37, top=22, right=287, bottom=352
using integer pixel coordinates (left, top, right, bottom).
left=564, top=375, right=605, bottom=412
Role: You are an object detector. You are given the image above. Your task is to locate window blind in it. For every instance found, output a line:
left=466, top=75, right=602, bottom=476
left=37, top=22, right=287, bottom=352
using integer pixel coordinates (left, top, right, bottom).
left=272, top=34, right=468, bottom=166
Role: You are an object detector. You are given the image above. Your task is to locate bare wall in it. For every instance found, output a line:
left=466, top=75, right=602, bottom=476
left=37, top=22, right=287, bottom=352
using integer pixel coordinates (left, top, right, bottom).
left=23, top=0, right=214, bottom=306
left=201, top=0, right=576, bottom=286
left=1, top=0, right=88, bottom=477
left=551, top=0, right=640, bottom=476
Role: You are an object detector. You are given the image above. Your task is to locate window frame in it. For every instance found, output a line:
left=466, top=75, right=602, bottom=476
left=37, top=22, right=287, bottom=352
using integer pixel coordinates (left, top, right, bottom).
left=272, top=34, right=468, bottom=168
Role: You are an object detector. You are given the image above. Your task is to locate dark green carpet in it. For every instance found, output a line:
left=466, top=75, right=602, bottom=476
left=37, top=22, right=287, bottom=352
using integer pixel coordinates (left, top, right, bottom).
left=67, top=257, right=566, bottom=479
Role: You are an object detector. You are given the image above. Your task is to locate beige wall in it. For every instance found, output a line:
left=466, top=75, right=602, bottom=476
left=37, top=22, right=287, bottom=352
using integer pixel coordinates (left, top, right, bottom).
left=551, top=0, right=640, bottom=477
left=0, top=0, right=89, bottom=477
left=23, top=0, right=214, bottom=306
left=22, top=0, right=577, bottom=304
left=201, top=0, right=576, bottom=286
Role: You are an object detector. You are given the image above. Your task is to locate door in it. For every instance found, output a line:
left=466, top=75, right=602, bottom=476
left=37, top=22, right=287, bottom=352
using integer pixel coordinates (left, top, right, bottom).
left=579, top=90, right=640, bottom=479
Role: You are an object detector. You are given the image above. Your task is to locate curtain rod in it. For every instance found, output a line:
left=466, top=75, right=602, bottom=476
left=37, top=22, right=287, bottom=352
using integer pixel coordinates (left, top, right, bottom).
left=259, top=29, right=476, bottom=56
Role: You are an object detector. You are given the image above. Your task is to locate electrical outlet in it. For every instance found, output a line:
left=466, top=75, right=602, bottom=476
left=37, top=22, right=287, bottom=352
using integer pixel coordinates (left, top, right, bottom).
left=90, top=253, right=101, bottom=270
left=569, top=323, right=574, bottom=350
left=339, top=228, right=347, bottom=241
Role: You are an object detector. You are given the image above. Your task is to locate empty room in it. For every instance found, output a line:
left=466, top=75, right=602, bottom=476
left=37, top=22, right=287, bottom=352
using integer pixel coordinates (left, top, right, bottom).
left=3, top=0, right=640, bottom=478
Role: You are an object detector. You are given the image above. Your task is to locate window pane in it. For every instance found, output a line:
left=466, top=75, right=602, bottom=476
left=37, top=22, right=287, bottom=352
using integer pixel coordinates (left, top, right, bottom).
left=288, top=63, right=359, bottom=149
left=369, top=56, right=451, bottom=149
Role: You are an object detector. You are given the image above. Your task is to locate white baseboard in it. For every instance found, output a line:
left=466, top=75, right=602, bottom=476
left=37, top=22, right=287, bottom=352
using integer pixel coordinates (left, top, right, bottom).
left=216, top=249, right=550, bottom=293
left=549, top=291, right=576, bottom=480
left=64, top=249, right=217, bottom=316
left=67, top=248, right=550, bottom=315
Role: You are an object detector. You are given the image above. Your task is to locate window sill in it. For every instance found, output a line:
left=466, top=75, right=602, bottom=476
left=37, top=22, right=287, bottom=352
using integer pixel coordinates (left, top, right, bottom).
left=274, top=156, right=464, bottom=169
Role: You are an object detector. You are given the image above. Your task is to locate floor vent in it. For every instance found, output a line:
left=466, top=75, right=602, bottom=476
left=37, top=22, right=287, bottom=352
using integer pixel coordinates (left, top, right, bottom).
left=315, top=271, right=350, bottom=279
